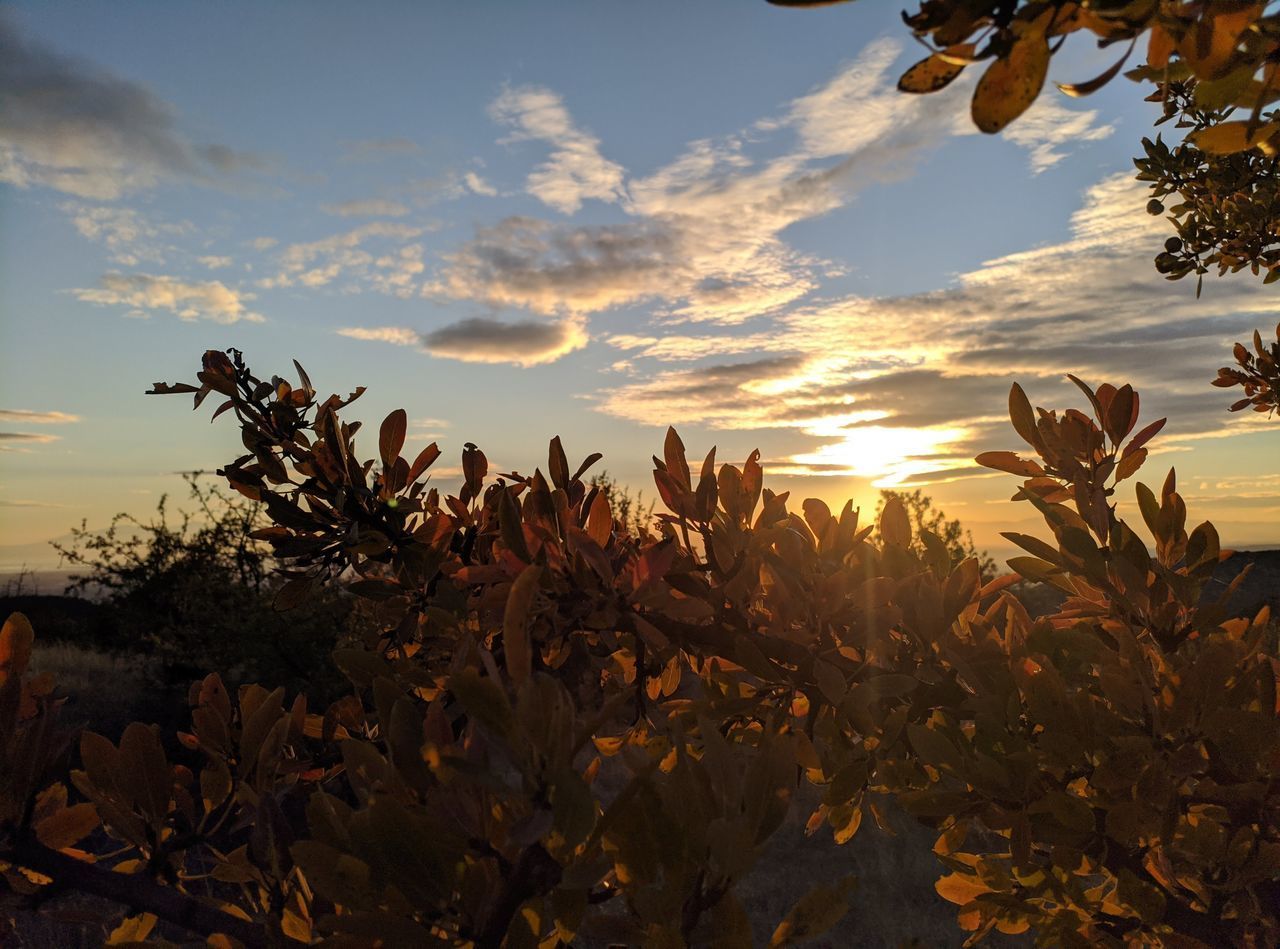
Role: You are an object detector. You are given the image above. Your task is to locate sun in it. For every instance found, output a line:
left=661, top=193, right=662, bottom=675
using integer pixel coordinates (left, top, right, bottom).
left=786, top=424, right=973, bottom=486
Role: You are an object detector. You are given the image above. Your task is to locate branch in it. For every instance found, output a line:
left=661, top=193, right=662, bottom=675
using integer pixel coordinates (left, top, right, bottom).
left=7, top=841, right=306, bottom=949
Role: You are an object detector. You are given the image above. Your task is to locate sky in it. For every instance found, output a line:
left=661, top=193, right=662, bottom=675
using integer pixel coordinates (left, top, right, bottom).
left=1, top=1, right=1278, bottom=573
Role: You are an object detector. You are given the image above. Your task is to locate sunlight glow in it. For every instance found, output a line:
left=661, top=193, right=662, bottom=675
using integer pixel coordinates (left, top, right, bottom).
left=781, top=424, right=973, bottom=486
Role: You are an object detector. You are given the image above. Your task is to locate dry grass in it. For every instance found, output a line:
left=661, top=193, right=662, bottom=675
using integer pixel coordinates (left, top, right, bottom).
left=30, top=643, right=162, bottom=740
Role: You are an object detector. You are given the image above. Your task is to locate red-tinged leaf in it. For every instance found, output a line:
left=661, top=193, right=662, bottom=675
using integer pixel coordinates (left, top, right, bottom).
left=743, top=449, right=764, bottom=519
left=570, top=451, right=603, bottom=483
left=635, top=539, right=677, bottom=587
left=503, top=565, right=541, bottom=686
left=653, top=467, right=688, bottom=516
left=548, top=436, right=570, bottom=490
left=802, top=498, right=832, bottom=539
left=1115, top=447, right=1147, bottom=482
left=587, top=491, right=612, bottom=547
left=379, top=409, right=407, bottom=467
left=975, top=451, right=1044, bottom=477
left=1057, top=38, right=1134, bottom=97
left=1123, top=417, right=1166, bottom=455
left=1067, top=373, right=1104, bottom=422
left=719, top=464, right=744, bottom=521
left=664, top=427, right=691, bottom=489
left=1008, top=383, right=1038, bottom=447
left=699, top=445, right=717, bottom=484
left=879, top=495, right=911, bottom=547
left=291, top=358, right=313, bottom=393
left=461, top=443, right=487, bottom=501
left=499, top=486, right=532, bottom=563
left=406, top=441, right=442, bottom=483
left=1105, top=385, right=1136, bottom=442
left=0, top=612, right=35, bottom=685
left=1000, top=531, right=1061, bottom=563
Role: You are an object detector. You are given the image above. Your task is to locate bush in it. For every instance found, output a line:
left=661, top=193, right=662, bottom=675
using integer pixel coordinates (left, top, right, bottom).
left=53, top=474, right=361, bottom=701
left=0, top=350, right=1275, bottom=948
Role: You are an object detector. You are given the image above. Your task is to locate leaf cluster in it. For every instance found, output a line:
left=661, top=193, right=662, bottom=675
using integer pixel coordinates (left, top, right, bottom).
left=0, top=349, right=1276, bottom=947
left=772, top=0, right=1280, bottom=287
left=1213, top=322, right=1280, bottom=415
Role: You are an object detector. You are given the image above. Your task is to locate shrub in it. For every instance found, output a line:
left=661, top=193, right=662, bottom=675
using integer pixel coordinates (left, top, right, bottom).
left=0, top=350, right=1274, bottom=947
left=53, top=474, right=360, bottom=699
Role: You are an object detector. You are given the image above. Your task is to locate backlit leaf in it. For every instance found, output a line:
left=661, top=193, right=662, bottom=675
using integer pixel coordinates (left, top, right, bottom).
left=971, top=34, right=1049, bottom=133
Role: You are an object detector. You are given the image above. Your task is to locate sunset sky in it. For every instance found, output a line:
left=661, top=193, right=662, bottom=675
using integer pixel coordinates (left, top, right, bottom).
left=2, top=1, right=1278, bottom=572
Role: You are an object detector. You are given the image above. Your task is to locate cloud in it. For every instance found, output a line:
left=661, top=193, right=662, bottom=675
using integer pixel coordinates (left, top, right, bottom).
left=490, top=85, right=625, bottom=213
left=464, top=171, right=497, bottom=196
left=432, top=42, right=1112, bottom=330
left=995, top=95, right=1115, bottom=174
left=427, top=216, right=679, bottom=315
left=0, top=498, right=65, bottom=508
left=73, top=272, right=265, bottom=323
left=0, top=13, right=258, bottom=198
left=0, top=409, right=79, bottom=424
left=0, top=432, right=60, bottom=452
left=62, top=203, right=189, bottom=265
left=593, top=173, right=1280, bottom=485
left=0, top=432, right=59, bottom=442
left=339, top=316, right=587, bottom=367
left=248, top=236, right=277, bottom=251
left=262, top=222, right=424, bottom=292
left=197, top=255, right=233, bottom=269
left=321, top=198, right=410, bottom=218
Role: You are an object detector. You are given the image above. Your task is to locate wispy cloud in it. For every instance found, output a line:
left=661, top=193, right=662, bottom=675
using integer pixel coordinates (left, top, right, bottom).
left=340, top=316, right=587, bottom=367
left=0, top=13, right=259, bottom=198
left=61, top=203, right=189, bottom=265
left=0, top=432, right=61, bottom=453
left=197, top=255, right=233, bottom=269
left=463, top=171, right=497, bottom=197
left=73, top=273, right=265, bottom=323
left=321, top=198, right=410, bottom=218
left=262, top=222, right=423, bottom=291
left=424, top=40, right=1112, bottom=330
left=994, top=95, right=1115, bottom=174
left=0, top=410, right=79, bottom=424
left=490, top=85, right=625, bottom=214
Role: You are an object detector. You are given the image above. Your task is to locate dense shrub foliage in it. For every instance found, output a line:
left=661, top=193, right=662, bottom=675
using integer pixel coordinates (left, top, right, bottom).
left=0, top=349, right=1275, bottom=947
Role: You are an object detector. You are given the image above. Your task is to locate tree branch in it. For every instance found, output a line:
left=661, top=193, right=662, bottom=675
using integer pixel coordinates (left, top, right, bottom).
left=8, top=841, right=306, bottom=949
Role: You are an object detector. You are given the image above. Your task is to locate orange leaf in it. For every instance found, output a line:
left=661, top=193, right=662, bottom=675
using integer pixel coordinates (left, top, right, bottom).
left=971, top=34, right=1049, bottom=133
